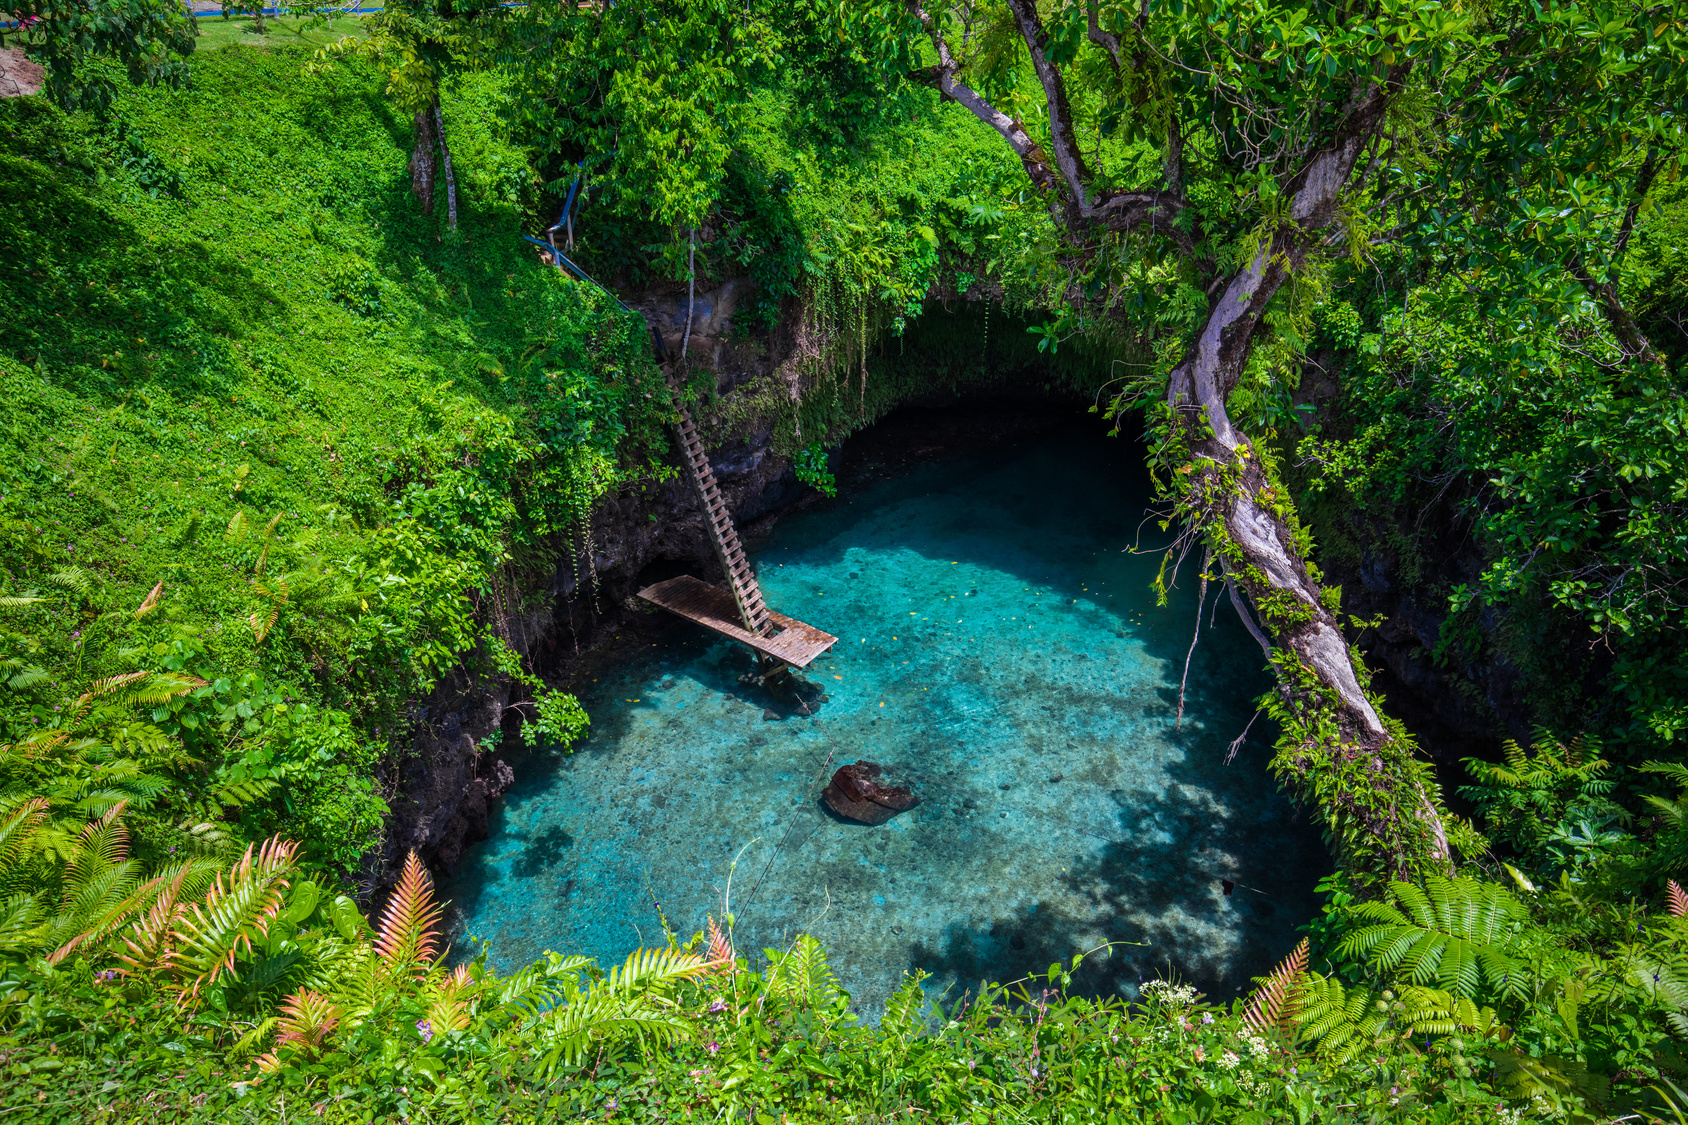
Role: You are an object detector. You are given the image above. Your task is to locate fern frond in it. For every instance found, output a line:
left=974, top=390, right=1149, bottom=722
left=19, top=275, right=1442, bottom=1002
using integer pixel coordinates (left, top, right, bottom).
left=0, top=892, right=45, bottom=956
left=373, top=851, right=444, bottom=982
left=46, top=567, right=92, bottom=598
left=705, top=915, right=734, bottom=969
left=115, top=863, right=202, bottom=976
left=535, top=991, right=693, bottom=1069
left=0, top=797, right=50, bottom=869
left=763, top=935, right=839, bottom=1009
left=425, top=964, right=476, bottom=1033
left=133, top=582, right=164, bottom=619
left=1670, top=881, right=1688, bottom=919
left=81, top=671, right=151, bottom=704
left=274, top=988, right=342, bottom=1054
left=605, top=945, right=709, bottom=997
left=50, top=858, right=217, bottom=966
left=1293, top=974, right=1388, bottom=1064
left=1244, top=938, right=1308, bottom=1033
left=229, top=1016, right=279, bottom=1063
left=162, top=837, right=298, bottom=1005
left=1337, top=877, right=1527, bottom=1001
left=487, top=952, right=593, bottom=1020
left=64, top=802, right=131, bottom=886
left=130, top=672, right=207, bottom=704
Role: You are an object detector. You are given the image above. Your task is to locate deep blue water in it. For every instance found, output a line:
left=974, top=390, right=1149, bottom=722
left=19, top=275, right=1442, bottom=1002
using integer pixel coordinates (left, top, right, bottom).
left=444, top=417, right=1327, bottom=1013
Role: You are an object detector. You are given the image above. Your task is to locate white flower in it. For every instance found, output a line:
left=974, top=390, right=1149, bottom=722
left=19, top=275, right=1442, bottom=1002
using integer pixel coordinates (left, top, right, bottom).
left=1243, top=1034, right=1271, bottom=1058
left=1218, top=1051, right=1241, bottom=1071
left=1140, top=980, right=1199, bottom=1009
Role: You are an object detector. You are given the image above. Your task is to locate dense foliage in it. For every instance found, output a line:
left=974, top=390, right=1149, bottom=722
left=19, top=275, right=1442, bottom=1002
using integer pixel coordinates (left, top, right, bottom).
left=0, top=49, right=671, bottom=874
left=3, top=0, right=1688, bottom=1120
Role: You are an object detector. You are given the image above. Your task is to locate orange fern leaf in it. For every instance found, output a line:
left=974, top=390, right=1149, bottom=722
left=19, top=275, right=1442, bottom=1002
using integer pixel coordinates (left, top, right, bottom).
left=115, top=865, right=197, bottom=976
left=274, top=988, right=341, bottom=1053
left=1669, top=880, right=1688, bottom=918
left=134, top=581, right=164, bottom=619
left=374, top=851, right=443, bottom=979
left=425, top=964, right=477, bottom=1034
left=706, top=915, right=734, bottom=969
left=1244, top=938, right=1308, bottom=1034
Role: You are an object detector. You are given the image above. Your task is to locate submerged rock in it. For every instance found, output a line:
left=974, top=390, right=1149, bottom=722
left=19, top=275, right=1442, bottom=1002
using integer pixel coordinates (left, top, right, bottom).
left=822, top=760, right=919, bottom=826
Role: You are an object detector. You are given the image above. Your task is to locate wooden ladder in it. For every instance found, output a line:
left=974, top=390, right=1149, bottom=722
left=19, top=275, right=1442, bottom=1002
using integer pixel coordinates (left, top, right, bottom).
left=671, top=406, right=772, bottom=637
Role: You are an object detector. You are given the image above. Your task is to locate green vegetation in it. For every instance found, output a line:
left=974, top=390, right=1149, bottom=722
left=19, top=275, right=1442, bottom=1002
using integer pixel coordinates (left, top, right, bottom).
left=0, top=47, right=670, bottom=873
left=3, top=0, right=1688, bottom=1119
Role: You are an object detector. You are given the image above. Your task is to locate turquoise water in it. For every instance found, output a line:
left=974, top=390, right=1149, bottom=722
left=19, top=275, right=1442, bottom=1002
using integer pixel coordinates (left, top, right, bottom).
left=444, top=417, right=1327, bottom=1013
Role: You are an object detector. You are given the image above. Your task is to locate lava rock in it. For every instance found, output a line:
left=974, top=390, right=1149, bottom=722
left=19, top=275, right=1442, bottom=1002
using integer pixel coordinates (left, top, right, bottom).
left=821, top=761, right=920, bottom=826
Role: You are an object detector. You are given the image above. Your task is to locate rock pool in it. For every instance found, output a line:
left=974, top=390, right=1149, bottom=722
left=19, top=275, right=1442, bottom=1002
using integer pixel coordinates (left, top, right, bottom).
left=443, top=415, right=1327, bottom=1013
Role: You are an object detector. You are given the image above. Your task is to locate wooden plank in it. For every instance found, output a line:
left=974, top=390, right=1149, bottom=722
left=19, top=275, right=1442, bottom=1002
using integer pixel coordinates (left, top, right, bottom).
left=637, top=575, right=837, bottom=668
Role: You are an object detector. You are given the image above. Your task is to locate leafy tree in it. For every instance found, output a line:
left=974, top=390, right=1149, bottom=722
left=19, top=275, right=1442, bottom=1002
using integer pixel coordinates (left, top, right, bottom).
left=0, top=0, right=195, bottom=110
left=880, top=0, right=1688, bottom=880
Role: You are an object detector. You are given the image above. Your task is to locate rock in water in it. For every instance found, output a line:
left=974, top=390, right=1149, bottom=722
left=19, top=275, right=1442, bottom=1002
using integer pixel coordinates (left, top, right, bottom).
left=822, top=761, right=919, bottom=826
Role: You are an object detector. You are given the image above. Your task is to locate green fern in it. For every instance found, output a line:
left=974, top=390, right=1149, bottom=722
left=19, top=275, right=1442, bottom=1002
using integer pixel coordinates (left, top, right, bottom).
left=764, top=934, right=843, bottom=1010
left=1338, top=876, right=1530, bottom=1000
left=1293, top=974, right=1393, bottom=1063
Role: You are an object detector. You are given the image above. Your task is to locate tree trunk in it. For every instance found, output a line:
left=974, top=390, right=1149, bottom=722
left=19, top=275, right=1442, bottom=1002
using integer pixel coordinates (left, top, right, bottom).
left=409, top=107, right=438, bottom=216
left=434, top=99, right=458, bottom=231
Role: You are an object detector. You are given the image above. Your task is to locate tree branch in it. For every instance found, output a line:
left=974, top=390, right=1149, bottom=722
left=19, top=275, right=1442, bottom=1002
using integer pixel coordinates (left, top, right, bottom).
left=906, top=1, right=1063, bottom=222
left=1615, top=149, right=1659, bottom=261
left=1004, top=0, right=1095, bottom=214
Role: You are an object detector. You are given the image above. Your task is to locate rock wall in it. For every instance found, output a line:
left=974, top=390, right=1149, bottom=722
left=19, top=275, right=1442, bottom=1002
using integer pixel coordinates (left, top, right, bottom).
left=376, top=278, right=811, bottom=892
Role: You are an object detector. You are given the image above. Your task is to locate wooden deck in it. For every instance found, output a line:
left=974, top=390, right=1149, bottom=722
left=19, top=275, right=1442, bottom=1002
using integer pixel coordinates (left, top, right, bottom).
left=637, top=575, right=838, bottom=668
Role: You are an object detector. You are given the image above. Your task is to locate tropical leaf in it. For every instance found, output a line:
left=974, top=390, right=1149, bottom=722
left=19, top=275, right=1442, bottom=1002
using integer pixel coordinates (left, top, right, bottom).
left=161, top=837, right=298, bottom=1005
left=373, top=850, right=443, bottom=980
left=1244, top=938, right=1308, bottom=1034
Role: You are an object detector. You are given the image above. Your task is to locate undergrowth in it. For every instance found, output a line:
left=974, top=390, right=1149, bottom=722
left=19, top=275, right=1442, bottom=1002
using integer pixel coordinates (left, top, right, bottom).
left=0, top=48, right=671, bottom=873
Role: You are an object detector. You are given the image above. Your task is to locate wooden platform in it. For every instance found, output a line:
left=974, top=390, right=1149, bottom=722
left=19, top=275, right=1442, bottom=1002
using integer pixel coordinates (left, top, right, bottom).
left=637, top=575, right=837, bottom=668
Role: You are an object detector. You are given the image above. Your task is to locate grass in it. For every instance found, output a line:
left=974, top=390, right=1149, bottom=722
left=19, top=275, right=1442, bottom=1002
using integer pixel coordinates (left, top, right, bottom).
left=186, top=11, right=369, bottom=52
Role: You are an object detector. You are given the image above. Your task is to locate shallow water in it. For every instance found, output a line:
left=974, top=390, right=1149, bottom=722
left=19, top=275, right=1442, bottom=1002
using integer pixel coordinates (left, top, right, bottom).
left=444, top=417, right=1327, bottom=1013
